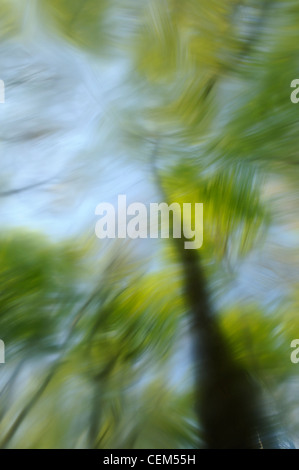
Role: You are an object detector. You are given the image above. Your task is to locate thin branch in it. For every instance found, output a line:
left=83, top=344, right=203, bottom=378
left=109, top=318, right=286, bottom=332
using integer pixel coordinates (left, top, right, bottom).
left=0, top=178, right=55, bottom=198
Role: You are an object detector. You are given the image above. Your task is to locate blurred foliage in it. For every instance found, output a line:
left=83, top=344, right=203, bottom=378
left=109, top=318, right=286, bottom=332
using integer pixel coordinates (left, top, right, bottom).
left=0, top=0, right=19, bottom=40
left=42, top=0, right=109, bottom=53
left=0, top=232, right=189, bottom=448
left=0, top=232, right=83, bottom=353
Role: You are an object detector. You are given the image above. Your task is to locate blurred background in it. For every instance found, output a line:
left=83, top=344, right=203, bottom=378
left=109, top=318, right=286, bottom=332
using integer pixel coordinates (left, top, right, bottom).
left=0, top=0, right=299, bottom=449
